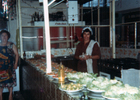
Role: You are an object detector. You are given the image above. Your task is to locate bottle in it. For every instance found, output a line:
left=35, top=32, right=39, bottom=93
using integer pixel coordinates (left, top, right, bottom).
left=39, top=13, right=44, bottom=21
left=37, top=12, right=40, bottom=21
left=84, top=91, right=88, bottom=100
left=58, top=62, right=65, bottom=83
left=84, top=95, right=88, bottom=100
left=81, top=95, right=85, bottom=100
left=31, top=15, right=34, bottom=22
left=34, top=12, right=37, bottom=21
left=23, top=51, right=26, bottom=60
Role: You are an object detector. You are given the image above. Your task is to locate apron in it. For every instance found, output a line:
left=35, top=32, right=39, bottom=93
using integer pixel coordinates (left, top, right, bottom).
left=86, top=40, right=99, bottom=73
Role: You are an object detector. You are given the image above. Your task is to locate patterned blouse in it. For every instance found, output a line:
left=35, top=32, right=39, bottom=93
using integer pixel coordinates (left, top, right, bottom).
left=0, top=43, right=16, bottom=87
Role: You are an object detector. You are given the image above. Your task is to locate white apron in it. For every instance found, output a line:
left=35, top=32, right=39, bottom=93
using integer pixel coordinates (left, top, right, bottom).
left=86, top=40, right=99, bottom=73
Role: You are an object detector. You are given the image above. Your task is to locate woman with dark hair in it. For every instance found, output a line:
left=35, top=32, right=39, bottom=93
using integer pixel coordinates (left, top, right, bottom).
left=74, top=27, right=101, bottom=74
left=0, top=30, right=19, bottom=100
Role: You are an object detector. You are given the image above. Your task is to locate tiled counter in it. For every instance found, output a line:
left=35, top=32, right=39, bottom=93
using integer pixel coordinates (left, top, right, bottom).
left=19, top=58, right=140, bottom=100
left=20, top=59, right=76, bottom=100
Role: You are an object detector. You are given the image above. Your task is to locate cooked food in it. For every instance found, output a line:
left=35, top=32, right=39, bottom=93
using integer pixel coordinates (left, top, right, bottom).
left=60, top=83, right=82, bottom=91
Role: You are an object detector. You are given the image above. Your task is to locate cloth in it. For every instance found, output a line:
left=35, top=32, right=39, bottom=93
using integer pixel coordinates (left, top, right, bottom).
left=82, top=27, right=93, bottom=35
left=121, top=68, right=140, bottom=88
left=75, top=40, right=101, bottom=74
left=86, top=40, right=99, bottom=73
left=0, top=43, right=16, bottom=88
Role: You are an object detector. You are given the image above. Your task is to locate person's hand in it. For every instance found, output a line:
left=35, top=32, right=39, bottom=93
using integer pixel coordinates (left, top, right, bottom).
left=79, top=55, right=90, bottom=61
left=79, top=57, right=85, bottom=61
left=84, top=55, right=91, bottom=60
left=14, top=63, right=17, bottom=69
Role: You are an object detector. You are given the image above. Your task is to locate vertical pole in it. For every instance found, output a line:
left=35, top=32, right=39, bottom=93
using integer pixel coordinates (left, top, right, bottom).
left=43, top=26, right=45, bottom=49
left=109, top=0, right=112, bottom=47
left=66, top=26, right=69, bottom=48
left=112, top=0, right=116, bottom=58
left=16, top=0, right=19, bottom=29
left=98, top=0, right=100, bottom=43
left=43, top=0, right=52, bottom=73
left=71, top=25, right=73, bottom=48
left=81, top=5, right=83, bottom=21
left=8, top=17, right=10, bottom=32
left=91, top=0, right=93, bottom=25
left=134, top=22, right=137, bottom=49
left=95, top=27, right=97, bottom=41
left=18, top=0, right=23, bottom=58
left=126, top=26, right=129, bottom=48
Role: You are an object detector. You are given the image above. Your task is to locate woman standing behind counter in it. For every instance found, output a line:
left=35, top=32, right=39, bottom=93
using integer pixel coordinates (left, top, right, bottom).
left=0, top=30, right=19, bottom=100
left=74, top=27, right=101, bottom=74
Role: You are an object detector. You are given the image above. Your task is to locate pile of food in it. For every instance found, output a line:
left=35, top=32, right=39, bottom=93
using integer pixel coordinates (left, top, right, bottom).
left=67, top=72, right=140, bottom=100
left=102, top=84, right=140, bottom=100
left=60, top=83, right=83, bottom=91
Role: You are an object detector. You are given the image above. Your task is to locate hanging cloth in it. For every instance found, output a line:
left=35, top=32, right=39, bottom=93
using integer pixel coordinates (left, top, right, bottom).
left=16, top=29, right=20, bottom=49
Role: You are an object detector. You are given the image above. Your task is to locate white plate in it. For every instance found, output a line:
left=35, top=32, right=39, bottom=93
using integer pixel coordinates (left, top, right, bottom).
left=47, top=74, right=55, bottom=77
left=53, top=77, right=59, bottom=80
left=47, top=75, right=54, bottom=80
left=53, top=77, right=67, bottom=80
left=68, top=79, right=77, bottom=83
left=59, top=87, right=65, bottom=91
left=103, top=96, right=118, bottom=100
left=87, top=88, right=105, bottom=93
left=88, top=95, right=104, bottom=99
left=82, top=84, right=87, bottom=87
left=59, top=87, right=82, bottom=93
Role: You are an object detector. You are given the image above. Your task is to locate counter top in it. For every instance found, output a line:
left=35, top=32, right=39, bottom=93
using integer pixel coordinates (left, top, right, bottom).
left=52, top=55, right=75, bottom=62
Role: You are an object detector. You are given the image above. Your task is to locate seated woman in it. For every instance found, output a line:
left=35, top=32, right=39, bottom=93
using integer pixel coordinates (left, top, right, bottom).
left=74, top=27, right=101, bottom=74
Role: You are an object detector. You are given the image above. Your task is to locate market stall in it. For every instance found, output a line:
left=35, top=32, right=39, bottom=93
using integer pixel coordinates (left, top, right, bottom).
left=15, top=0, right=140, bottom=99
left=20, top=58, right=140, bottom=100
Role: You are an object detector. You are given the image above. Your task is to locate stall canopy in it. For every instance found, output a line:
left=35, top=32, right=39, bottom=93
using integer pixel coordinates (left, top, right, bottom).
left=78, top=0, right=92, bottom=5
left=34, top=0, right=92, bottom=5
left=55, top=0, right=92, bottom=5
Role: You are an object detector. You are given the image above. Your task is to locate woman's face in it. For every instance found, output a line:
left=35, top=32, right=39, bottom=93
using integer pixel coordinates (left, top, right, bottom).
left=83, top=32, right=90, bottom=42
left=0, top=32, right=8, bottom=42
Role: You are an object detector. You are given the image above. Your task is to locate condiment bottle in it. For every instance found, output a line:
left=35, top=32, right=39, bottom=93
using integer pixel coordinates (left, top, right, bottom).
left=58, top=62, right=65, bottom=83
left=81, top=95, right=85, bottom=100
left=23, top=51, right=26, bottom=60
left=84, top=91, right=89, bottom=100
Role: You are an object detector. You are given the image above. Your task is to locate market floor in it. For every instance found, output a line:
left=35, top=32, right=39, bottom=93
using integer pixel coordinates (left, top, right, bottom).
left=2, top=91, right=25, bottom=100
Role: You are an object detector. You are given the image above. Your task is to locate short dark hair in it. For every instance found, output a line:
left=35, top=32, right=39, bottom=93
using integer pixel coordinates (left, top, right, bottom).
left=81, top=29, right=93, bottom=40
left=0, top=30, right=10, bottom=39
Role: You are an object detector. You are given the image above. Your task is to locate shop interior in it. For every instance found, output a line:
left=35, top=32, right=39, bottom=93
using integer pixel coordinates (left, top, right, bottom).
left=0, top=0, right=140, bottom=100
